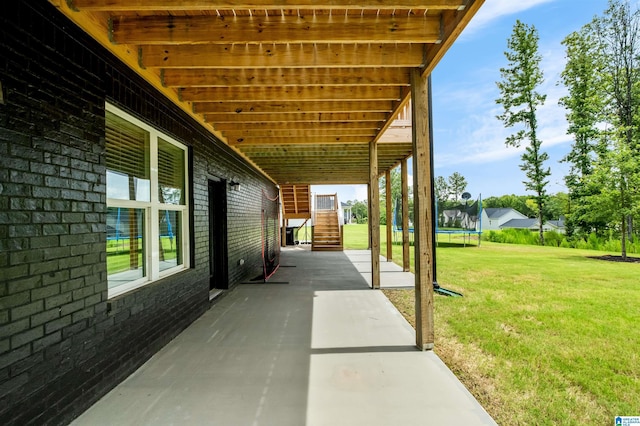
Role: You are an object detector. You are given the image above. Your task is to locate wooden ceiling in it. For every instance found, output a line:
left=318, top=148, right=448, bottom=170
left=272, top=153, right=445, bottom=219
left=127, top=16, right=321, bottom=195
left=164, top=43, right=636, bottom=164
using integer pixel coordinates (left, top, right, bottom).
left=51, top=0, right=484, bottom=185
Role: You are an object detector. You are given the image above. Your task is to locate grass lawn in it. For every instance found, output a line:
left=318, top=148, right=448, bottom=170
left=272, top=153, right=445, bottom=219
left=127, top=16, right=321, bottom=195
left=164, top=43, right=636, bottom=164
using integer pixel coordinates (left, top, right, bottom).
left=107, top=237, right=177, bottom=274
left=343, top=224, right=640, bottom=425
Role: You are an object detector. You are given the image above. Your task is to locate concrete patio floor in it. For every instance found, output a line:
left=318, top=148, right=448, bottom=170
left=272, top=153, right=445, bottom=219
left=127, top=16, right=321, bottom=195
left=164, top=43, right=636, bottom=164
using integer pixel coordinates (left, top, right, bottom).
left=72, top=247, right=496, bottom=425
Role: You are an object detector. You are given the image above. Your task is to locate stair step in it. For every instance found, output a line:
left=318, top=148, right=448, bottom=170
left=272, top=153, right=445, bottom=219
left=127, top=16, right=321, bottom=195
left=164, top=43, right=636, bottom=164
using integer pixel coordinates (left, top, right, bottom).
left=312, top=202, right=342, bottom=251
left=312, top=245, right=344, bottom=252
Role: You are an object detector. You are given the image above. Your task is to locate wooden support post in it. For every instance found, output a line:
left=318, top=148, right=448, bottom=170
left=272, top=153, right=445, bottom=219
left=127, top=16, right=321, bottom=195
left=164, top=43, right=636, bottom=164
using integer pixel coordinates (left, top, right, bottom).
left=282, top=218, right=288, bottom=247
left=369, top=140, right=380, bottom=290
left=385, top=169, right=393, bottom=261
left=367, top=183, right=371, bottom=250
left=401, top=158, right=410, bottom=272
left=411, top=69, right=435, bottom=350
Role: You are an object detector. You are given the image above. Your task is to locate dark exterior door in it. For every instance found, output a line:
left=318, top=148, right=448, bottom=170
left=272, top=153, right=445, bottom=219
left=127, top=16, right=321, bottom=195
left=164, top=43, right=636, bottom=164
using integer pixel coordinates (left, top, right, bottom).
left=208, top=179, right=228, bottom=290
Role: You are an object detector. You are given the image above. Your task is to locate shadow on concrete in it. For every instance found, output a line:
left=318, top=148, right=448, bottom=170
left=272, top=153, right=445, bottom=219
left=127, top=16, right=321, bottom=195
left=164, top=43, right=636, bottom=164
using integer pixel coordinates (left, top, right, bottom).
left=72, top=247, right=495, bottom=426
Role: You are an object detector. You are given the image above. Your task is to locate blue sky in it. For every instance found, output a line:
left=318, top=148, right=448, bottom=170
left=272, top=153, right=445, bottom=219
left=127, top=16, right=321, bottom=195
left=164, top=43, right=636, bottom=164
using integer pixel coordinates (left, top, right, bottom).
left=314, top=0, right=611, bottom=203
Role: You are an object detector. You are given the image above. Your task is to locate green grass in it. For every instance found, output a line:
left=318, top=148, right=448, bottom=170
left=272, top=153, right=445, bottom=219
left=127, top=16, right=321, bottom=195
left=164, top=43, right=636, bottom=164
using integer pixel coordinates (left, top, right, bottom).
left=343, top=224, right=640, bottom=425
left=342, top=223, right=370, bottom=249
left=106, top=237, right=177, bottom=274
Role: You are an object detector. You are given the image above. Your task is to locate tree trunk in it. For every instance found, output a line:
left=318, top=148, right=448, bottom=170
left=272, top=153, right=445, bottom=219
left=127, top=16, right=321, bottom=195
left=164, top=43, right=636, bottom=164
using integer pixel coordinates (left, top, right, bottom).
left=537, top=190, right=544, bottom=245
left=621, top=180, right=627, bottom=261
left=621, top=214, right=627, bottom=261
left=538, top=209, right=544, bottom=245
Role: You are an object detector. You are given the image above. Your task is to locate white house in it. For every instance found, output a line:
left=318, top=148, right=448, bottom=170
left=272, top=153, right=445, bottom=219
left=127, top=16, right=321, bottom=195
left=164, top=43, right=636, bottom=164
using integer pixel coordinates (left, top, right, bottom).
left=481, top=208, right=528, bottom=231
left=500, top=217, right=566, bottom=234
left=499, top=218, right=558, bottom=232
left=341, top=202, right=355, bottom=224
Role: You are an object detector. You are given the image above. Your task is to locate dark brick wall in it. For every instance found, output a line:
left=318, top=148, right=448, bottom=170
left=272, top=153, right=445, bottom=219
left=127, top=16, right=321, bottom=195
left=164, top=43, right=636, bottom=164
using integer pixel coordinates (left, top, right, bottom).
left=0, top=1, right=278, bottom=424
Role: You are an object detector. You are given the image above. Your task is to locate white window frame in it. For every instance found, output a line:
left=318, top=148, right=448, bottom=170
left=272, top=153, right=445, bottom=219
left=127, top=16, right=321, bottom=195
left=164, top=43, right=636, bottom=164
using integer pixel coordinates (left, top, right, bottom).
left=106, top=103, right=190, bottom=298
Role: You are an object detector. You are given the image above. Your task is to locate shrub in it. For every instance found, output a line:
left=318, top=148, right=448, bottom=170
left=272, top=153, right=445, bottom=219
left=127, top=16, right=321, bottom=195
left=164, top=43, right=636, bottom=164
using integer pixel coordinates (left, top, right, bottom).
left=573, top=239, right=589, bottom=250
left=603, top=239, right=621, bottom=253
left=483, top=229, right=538, bottom=245
left=544, top=230, right=563, bottom=247
left=483, top=226, right=640, bottom=255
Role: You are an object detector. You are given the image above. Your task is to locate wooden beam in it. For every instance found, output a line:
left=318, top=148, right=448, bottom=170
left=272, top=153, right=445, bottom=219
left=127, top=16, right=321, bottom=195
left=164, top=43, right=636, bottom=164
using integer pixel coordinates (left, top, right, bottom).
left=367, top=183, right=372, bottom=250
left=411, top=68, right=434, bottom=351
left=378, top=126, right=413, bottom=143
left=182, top=86, right=402, bottom=102
left=226, top=129, right=378, bottom=138
left=257, top=163, right=371, bottom=170
left=196, top=101, right=393, bottom=114
left=72, top=0, right=469, bottom=11
left=237, top=145, right=405, bottom=154
left=230, top=136, right=371, bottom=145
left=293, top=186, right=299, bottom=214
left=386, top=169, right=393, bottom=261
left=243, top=143, right=409, bottom=155
left=111, top=14, right=442, bottom=44
left=204, top=112, right=390, bottom=123
left=401, top=158, right=410, bottom=272
left=423, top=0, right=485, bottom=77
left=213, top=121, right=381, bottom=131
left=250, top=160, right=370, bottom=167
left=46, top=0, right=277, bottom=186
left=140, top=43, right=425, bottom=68
left=162, top=68, right=410, bottom=88
left=282, top=217, right=288, bottom=247
left=268, top=171, right=369, bottom=183
left=369, top=140, right=381, bottom=289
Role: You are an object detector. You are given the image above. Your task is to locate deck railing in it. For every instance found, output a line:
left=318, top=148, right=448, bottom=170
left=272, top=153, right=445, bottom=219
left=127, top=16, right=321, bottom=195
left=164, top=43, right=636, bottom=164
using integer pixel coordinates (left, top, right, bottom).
left=315, top=194, right=337, bottom=211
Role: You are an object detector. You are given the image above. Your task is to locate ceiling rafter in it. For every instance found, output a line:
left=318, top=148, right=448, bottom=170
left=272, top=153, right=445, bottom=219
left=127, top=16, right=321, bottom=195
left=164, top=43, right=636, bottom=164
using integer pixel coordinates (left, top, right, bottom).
left=195, top=101, right=393, bottom=114
left=213, top=121, right=381, bottom=131
left=226, top=129, right=379, bottom=139
left=51, top=0, right=484, bottom=185
left=70, top=0, right=469, bottom=12
left=110, top=14, right=442, bottom=45
left=180, top=86, right=402, bottom=102
left=202, top=112, right=390, bottom=123
left=139, top=43, right=426, bottom=69
left=161, top=68, right=410, bottom=88
left=230, top=136, right=373, bottom=146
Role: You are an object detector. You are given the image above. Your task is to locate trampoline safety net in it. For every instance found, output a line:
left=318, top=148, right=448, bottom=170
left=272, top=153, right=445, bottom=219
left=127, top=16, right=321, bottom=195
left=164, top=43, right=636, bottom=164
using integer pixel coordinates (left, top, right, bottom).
left=437, top=198, right=481, bottom=231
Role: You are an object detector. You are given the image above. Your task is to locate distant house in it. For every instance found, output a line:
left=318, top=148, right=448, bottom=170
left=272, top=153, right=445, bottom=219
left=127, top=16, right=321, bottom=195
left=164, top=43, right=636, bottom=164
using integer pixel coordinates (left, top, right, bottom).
left=500, top=217, right=566, bottom=234
left=481, top=208, right=528, bottom=230
left=547, top=216, right=566, bottom=231
left=341, top=202, right=354, bottom=224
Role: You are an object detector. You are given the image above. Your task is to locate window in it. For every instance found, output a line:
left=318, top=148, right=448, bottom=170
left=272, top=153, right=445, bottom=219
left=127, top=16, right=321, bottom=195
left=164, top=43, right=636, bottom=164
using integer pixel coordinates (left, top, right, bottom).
left=106, top=103, right=190, bottom=298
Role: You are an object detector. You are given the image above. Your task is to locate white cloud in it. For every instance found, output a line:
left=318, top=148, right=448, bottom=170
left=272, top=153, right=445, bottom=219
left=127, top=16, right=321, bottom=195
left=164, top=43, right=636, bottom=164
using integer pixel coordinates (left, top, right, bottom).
left=463, top=0, right=558, bottom=37
left=354, top=184, right=368, bottom=201
left=434, top=35, right=572, bottom=167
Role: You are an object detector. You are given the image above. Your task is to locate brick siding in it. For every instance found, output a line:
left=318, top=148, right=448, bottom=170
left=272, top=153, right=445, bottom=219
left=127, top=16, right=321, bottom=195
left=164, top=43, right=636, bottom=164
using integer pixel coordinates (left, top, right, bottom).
left=0, top=1, right=278, bottom=424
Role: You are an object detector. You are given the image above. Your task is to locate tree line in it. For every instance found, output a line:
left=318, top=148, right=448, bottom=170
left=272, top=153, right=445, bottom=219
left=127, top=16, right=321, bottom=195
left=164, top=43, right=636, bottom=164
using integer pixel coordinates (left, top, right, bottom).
left=495, top=0, right=640, bottom=257
left=345, top=170, right=569, bottom=227
left=344, top=0, right=640, bottom=257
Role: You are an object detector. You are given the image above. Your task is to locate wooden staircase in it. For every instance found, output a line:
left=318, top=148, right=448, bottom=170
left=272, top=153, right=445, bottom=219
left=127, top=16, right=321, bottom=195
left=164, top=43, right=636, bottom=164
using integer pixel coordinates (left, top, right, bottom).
left=281, top=185, right=311, bottom=220
left=312, top=201, right=343, bottom=252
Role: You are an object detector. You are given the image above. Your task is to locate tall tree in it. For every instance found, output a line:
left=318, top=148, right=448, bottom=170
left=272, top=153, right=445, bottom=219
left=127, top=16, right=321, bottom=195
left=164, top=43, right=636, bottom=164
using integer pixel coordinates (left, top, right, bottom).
left=347, top=199, right=368, bottom=224
left=496, top=20, right=550, bottom=245
left=434, top=176, right=449, bottom=203
left=447, top=172, right=468, bottom=202
left=585, top=0, right=640, bottom=259
left=582, top=135, right=640, bottom=260
left=559, top=29, right=604, bottom=236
